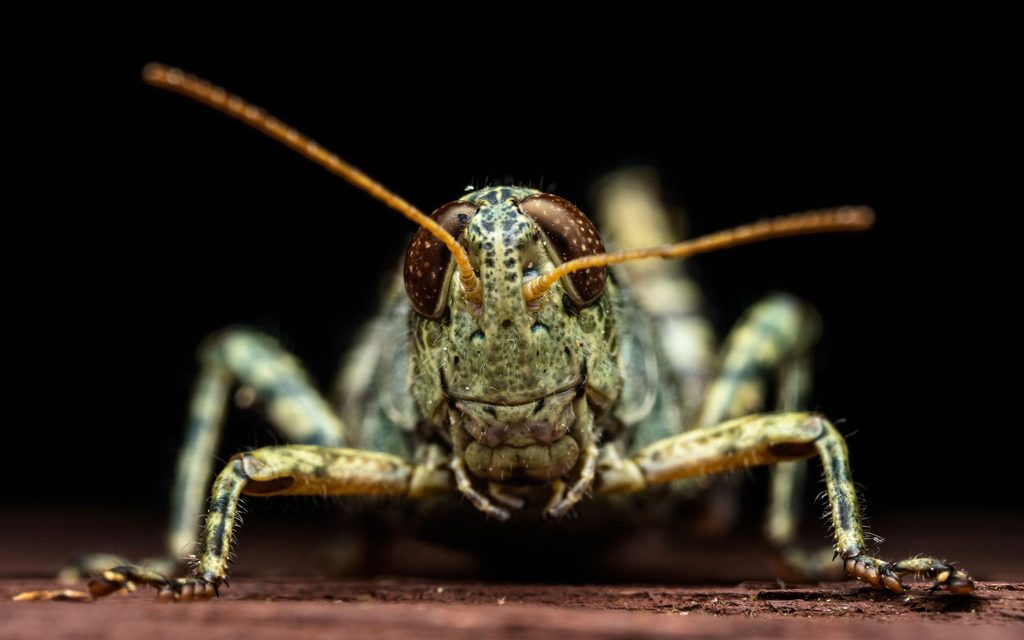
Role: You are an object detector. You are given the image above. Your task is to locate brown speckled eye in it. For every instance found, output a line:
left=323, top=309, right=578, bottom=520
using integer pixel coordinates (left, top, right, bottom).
left=404, top=201, right=478, bottom=317
left=518, top=193, right=607, bottom=305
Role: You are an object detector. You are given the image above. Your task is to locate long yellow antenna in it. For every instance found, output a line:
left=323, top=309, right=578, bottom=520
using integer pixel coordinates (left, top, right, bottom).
left=142, top=63, right=483, bottom=302
left=524, top=207, right=875, bottom=302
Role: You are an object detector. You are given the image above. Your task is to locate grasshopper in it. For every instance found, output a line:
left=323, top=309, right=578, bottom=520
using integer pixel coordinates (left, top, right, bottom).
left=42, top=64, right=972, bottom=603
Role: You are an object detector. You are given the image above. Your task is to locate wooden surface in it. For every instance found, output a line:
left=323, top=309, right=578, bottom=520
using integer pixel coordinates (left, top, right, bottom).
left=3, top=509, right=1022, bottom=639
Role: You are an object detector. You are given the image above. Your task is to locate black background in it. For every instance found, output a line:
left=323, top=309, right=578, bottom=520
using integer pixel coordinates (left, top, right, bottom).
left=16, top=3, right=1013, bottom=522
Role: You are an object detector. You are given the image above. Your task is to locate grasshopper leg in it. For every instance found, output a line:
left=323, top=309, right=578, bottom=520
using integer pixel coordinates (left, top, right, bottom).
left=63, top=328, right=349, bottom=582
left=763, top=356, right=843, bottom=579
left=167, top=329, right=348, bottom=551
left=88, top=444, right=418, bottom=601
left=623, top=294, right=973, bottom=593
left=622, top=412, right=974, bottom=594
left=592, top=168, right=716, bottom=428
left=693, top=295, right=839, bottom=577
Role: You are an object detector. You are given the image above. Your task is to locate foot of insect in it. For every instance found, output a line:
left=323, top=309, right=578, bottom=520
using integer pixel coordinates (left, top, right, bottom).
left=87, top=565, right=219, bottom=602
left=629, top=412, right=975, bottom=595
left=843, top=554, right=974, bottom=595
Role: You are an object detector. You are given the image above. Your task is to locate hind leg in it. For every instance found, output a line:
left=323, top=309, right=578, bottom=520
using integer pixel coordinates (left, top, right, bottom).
left=606, top=296, right=972, bottom=593
left=63, top=328, right=347, bottom=580
left=692, top=296, right=846, bottom=578
left=592, top=168, right=716, bottom=427
left=763, top=357, right=840, bottom=579
left=593, top=169, right=740, bottom=529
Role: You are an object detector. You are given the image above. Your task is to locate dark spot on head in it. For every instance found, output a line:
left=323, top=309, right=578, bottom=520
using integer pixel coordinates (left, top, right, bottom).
left=505, top=257, right=516, bottom=267
left=484, top=406, right=497, bottom=417
left=533, top=397, right=546, bottom=414
left=453, top=355, right=460, bottom=366
left=502, top=319, right=512, bottom=329
left=562, top=294, right=577, bottom=316
left=471, top=329, right=485, bottom=342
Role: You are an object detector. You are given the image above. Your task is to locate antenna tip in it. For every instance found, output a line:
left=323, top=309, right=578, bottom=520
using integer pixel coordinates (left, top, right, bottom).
left=838, top=206, right=876, bottom=230
left=142, top=63, right=180, bottom=86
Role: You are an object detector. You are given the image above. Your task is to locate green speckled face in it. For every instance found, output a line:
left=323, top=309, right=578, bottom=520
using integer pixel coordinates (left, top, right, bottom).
left=408, top=187, right=622, bottom=486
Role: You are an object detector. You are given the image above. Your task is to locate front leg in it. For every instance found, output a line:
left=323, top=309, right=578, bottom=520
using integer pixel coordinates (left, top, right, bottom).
left=599, top=413, right=974, bottom=594
left=89, top=445, right=422, bottom=601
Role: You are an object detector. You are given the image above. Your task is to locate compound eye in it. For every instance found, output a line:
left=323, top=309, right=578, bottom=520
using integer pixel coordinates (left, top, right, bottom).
left=404, top=201, right=478, bottom=317
left=517, top=193, right=607, bottom=305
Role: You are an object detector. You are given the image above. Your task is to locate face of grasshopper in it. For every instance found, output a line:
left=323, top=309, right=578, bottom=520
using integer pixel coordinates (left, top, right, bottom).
left=407, top=186, right=623, bottom=485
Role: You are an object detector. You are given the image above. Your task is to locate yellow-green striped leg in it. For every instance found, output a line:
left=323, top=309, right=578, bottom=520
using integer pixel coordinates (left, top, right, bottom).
left=697, top=295, right=823, bottom=562
left=63, top=329, right=347, bottom=583
left=692, top=295, right=847, bottom=576
left=698, top=296, right=917, bottom=581
left=622, top=413, right=973, bottom=594
left=88, top=444, right=417, bottom=601
left=695, top=294, right=820, bottom=429
left=598, top=294, right=973, bottom=593
left=764, top=356, right=839, bottom=579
